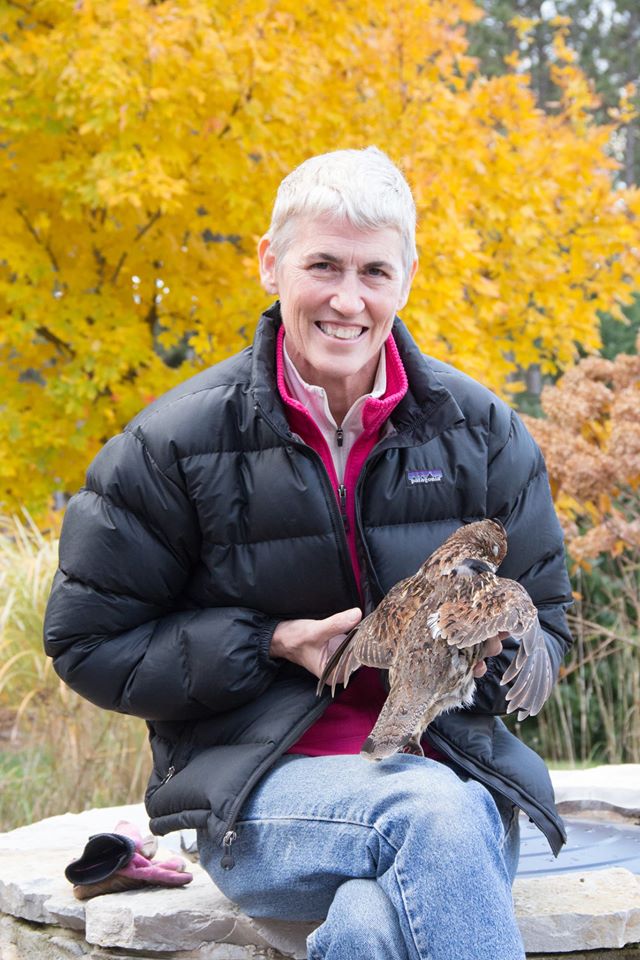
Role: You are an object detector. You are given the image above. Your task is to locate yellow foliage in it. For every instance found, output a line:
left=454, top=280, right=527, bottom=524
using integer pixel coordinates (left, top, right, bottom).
left=1, top=0, right=640, bottom=516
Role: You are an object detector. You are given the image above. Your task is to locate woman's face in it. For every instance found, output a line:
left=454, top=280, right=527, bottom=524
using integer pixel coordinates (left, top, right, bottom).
left=258, top=215, right=417, bottom=400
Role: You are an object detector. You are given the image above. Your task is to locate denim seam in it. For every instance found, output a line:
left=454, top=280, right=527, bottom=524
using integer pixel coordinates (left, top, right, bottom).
left=235, top=813, right=384, bottom=831
left=391, top=859, right=427, bottom=960
left=235, top=814, right=426, bottom=959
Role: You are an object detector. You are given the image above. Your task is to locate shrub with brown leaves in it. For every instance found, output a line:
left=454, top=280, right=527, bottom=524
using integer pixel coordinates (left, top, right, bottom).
left=523, top=331, right=640, bottom=564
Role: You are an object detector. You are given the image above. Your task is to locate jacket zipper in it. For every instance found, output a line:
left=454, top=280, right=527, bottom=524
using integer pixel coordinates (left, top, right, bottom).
left=217, top=400, right=398, bottom=869
left=254, top=399, right=360, bottom=604
left=337, top=483, right=349, bottom=532
left=156, top=746, right=187, bottom=789
left=353, top=448, right=388, bottom=603
left=220, top=829, right=237, bottom=869
left=217, top=693, right=332, bottom=869
left=209, top=400, right=360, bottom=870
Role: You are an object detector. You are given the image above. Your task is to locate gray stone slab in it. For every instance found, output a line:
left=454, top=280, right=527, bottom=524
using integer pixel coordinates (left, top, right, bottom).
left=84, top=866, right=252, bottom=950
left=0, top=848, right=85, bottom=930
left=513, top=868, right=640, bottom=953
left=0, top=805, right=147, bottom=852
left=0, top=830, right=310, bottom=958
left=550, top=766, right=640, bottom=817
left=83, top=865, right=313, bottom=958
left=0, top=913, right=289, bottom=959
left=2, top=792, right=640, bottom=956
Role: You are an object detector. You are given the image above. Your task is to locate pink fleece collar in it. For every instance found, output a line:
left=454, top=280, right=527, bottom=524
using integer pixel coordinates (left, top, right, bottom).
left=275, top=325, right=408, bottom=431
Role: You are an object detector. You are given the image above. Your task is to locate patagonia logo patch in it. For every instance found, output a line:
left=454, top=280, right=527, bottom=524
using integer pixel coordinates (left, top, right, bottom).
left=407, top=469, right=443, bottom=486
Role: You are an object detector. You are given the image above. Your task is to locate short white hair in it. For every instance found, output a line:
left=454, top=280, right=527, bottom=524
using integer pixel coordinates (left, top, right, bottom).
left=266, top=147, right=417, bottom=281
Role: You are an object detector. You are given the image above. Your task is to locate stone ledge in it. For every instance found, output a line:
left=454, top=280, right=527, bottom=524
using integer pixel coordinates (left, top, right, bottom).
left=1, top=779, right=640, bottom=958
left=0, top=914, right=288, bottom=960
left=513, top=869, right=640, bottom=953
left=551, top=765, right=640, bottom=819
left=527, top=950, right=640, bottom=960
left=2, top=908, right=640, bottom=960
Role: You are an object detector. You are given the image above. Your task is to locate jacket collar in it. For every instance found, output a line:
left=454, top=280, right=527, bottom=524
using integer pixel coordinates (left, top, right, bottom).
left=250, top=302, right=465, bottom=446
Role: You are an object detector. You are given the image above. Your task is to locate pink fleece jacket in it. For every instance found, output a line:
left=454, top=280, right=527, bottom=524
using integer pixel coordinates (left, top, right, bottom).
left=274, top=327, right=442, bottom=758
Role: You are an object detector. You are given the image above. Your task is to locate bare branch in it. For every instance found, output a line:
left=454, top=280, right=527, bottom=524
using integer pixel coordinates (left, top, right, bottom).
left=16, top=208, right=60, bottom=272
left=110, top=252, right=127, bottom=285
left=134, top=210, right=161, bottom=242
left=35, top=326, right=75, bottom=358
left=6, top=0, right=54, bottom=29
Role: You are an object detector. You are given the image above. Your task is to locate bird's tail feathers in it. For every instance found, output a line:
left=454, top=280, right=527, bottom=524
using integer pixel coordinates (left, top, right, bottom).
left=316, top=626, right=359, bottom=697
left=361, top=693, right=431, bottom=762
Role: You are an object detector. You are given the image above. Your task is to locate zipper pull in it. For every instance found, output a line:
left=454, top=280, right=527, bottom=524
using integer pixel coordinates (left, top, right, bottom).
left=336, top=427, right=344, bottom=447
left=220, top=829, right=237, bottom=870
left=159, top=765, right=175, bottom=786
left=338, top=484, right=349, bottom=532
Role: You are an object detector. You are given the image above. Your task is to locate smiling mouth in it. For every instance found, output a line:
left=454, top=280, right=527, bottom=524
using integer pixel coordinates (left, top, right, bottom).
left=316, top=322, right=366, bottom=341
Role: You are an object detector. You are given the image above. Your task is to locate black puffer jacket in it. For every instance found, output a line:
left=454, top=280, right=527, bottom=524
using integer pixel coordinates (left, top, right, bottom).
left=44, top=304, right=573, bottom=859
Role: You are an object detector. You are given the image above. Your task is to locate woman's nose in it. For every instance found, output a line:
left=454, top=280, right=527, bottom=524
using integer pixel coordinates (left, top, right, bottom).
left=329, top=273, right=365, bottom=315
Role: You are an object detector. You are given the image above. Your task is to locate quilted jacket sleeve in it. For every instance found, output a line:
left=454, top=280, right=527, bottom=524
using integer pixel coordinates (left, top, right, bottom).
left=470, top=409, right=573, bottom=716
left=43, top=429, right=281, bottom=723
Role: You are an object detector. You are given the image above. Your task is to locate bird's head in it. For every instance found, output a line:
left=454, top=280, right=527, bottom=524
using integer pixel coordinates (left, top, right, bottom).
left=426, top=518, right=507, bottom=574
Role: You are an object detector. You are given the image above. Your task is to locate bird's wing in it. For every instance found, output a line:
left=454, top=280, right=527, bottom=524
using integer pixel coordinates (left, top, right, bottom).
left=430, top=576, right=554, bottom=720
left=500, top=616, right=554, bottom=721
left=316, top=572, right=427, bottom=696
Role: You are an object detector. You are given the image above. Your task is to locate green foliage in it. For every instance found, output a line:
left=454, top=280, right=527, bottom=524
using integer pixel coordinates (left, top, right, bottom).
left=599, top=294, right=640, bottom=360
left=469, top=0, right=640, bottom=184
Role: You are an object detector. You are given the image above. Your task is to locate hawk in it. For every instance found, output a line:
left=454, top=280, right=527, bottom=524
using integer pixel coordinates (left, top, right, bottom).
left=317, top=519, right=554, bottom=760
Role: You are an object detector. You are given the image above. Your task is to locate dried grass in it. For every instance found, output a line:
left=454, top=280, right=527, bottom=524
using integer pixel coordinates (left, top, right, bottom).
left=0, top=513, right=148, bottom=832
left=511, top=554, right=640, bottom=766
left=1, top=506, right=637, bottom=832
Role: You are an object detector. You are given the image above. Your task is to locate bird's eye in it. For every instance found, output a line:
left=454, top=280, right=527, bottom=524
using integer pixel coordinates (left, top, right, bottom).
left=493, top=545, right=499, bottom=556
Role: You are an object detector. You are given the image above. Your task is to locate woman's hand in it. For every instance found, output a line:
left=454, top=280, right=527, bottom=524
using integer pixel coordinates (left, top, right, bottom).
left=272, top=615, right=508, bottom=683
left=472, top=631, right=510, bottom=678
left=270, top=608, right=363, bottom=680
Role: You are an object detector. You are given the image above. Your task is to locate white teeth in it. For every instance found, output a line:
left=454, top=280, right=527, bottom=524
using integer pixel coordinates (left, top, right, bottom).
left=318, top=322, right=364, bottom=340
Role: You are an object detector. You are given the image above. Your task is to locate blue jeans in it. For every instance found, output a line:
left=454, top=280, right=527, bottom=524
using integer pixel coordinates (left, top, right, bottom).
left=197, top=754, right=525, bottom=960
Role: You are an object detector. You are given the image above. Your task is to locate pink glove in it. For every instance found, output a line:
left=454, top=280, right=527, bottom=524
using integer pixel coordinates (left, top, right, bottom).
left=113, top=820, right=192, bottom=887
left=67, top=820, right=192, bottom=900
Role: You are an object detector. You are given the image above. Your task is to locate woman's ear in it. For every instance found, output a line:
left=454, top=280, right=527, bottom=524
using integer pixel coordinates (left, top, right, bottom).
left=257, top=235, right=278, bottom=295
left=398, top=257, right=418, bottom=310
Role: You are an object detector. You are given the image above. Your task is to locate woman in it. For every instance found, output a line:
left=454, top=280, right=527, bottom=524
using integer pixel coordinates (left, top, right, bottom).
left=44, top=147, right=573, bottom=960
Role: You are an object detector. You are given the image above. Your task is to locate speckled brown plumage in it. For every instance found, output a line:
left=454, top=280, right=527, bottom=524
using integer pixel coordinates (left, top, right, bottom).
left=317, top=519, right=553, bottom=761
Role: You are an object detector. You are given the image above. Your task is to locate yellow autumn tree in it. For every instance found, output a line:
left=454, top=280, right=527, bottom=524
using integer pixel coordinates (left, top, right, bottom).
left=1, top=0, right=639, bottom=517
